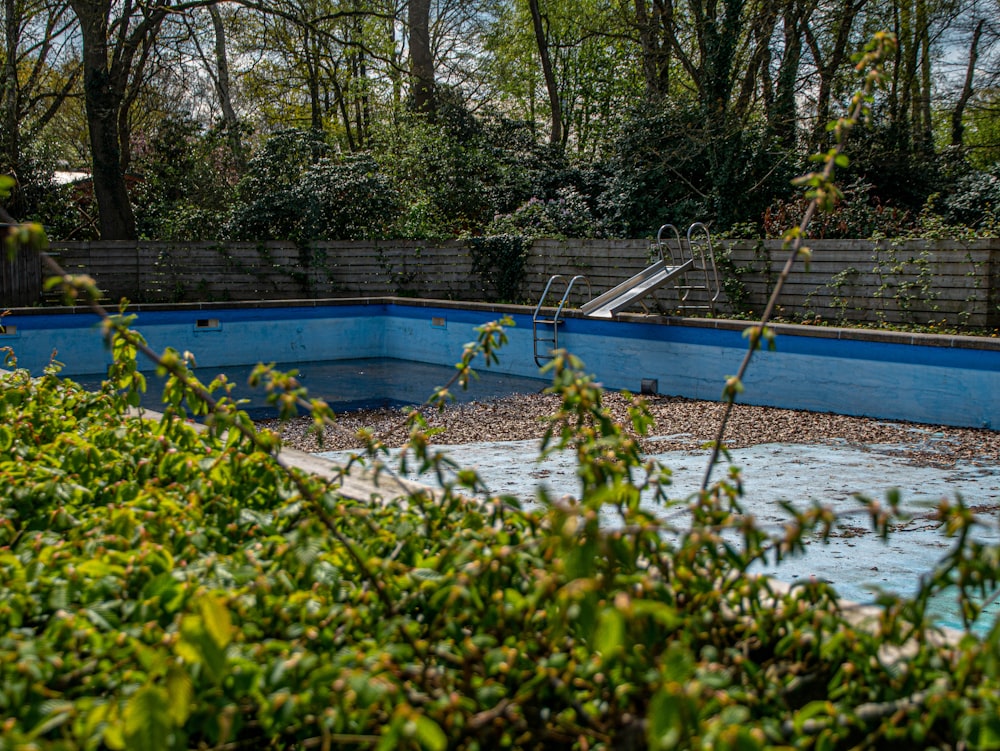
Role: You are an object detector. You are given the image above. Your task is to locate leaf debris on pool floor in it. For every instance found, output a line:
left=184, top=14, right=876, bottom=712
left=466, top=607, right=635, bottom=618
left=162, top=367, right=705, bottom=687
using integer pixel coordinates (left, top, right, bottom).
left=258, top=392, right=1000, bottom=468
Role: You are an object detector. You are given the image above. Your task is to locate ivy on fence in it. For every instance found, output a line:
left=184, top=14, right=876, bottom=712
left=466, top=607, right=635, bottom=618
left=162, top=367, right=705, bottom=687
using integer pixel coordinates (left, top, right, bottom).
left=467, top=234, right=530, bottom=303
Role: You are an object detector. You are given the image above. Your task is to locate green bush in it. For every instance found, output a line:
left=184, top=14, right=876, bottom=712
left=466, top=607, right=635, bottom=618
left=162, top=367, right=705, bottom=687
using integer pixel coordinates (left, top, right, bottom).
left=3, top=309, right=1000, bottom=750
left=485, top=187, right=607, bottom=239
left=226, top=130, right=399, bottom=242
left=943, top=164, right=1000, bottom=231
left=132, top=116, right=236, bottom=242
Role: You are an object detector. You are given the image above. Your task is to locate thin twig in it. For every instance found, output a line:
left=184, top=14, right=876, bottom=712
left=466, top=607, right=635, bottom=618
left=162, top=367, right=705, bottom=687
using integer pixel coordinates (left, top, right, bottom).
left=701, top=34, right=895, bottom=492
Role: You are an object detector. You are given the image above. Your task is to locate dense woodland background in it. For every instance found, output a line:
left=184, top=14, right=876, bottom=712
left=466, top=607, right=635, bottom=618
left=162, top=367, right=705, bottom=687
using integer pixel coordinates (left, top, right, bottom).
left=2, top=0, right=1000, bottom=244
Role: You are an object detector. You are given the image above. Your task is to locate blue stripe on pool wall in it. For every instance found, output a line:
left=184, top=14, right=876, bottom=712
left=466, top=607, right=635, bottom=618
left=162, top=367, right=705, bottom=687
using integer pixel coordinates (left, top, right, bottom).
left=4, top=300, right=998, bottom=429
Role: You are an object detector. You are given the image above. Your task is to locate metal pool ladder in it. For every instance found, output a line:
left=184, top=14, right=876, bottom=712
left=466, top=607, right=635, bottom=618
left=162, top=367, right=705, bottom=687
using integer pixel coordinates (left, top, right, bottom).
left=533, top=274, right=590, bottom=367
left=658, top=222, right=721, bottom=315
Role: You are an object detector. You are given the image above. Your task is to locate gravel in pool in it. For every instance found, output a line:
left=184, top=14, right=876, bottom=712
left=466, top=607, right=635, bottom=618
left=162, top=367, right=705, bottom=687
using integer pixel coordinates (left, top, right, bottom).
left=257, top=392, right=1000, bottom=469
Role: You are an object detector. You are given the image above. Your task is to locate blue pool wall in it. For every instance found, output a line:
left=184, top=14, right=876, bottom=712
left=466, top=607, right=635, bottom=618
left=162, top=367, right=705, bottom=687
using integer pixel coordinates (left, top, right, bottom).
left=3, top=297, right=998, bottom=430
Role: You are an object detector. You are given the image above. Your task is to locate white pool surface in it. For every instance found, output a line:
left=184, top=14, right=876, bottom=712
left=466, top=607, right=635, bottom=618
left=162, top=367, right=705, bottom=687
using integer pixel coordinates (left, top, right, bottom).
left=320, top=434, right=1000, bottom=631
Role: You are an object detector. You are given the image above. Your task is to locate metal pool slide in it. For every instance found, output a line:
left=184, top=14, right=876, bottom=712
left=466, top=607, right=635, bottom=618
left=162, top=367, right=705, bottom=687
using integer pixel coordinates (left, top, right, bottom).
left=578, top=256, right=694, bottom=318
left=534, top=223, right=721, bottom=363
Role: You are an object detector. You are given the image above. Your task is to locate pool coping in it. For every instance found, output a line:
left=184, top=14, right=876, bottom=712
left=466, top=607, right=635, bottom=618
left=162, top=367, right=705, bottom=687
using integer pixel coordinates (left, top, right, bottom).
left=7, top=296, right=1000, bottom=352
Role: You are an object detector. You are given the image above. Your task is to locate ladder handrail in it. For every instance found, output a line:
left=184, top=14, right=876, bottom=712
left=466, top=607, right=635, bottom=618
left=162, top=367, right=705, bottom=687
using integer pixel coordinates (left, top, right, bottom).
left=533, top=274, right=590, bottom=366
left=533, top=274, right=591, bottom=322
left=686, top=222, right=721, bottom=307
left=558, top=274, right=591, bottom=316
left=533, top=274, right=567, bottom=320
left=655, top=223, right=684, bottom=266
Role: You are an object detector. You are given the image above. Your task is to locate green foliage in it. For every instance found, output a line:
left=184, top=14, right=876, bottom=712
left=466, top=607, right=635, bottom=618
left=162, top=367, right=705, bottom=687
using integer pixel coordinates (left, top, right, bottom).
left=4, top=313, right=1000, bottom=750
left=467, top=234, right=530, bottom=303
left=132, top=116, right=237, bottom=241
left=485, top=187, right=606, bottom=239
left=375, top=97, right=493, bottom=237
left=964, top=93, right=1000, bottom=169
left=373, top=108, right=608, bottom=241
left=478, top=117, right=605, bottom=220
left=942, top=164, right=1000, bottom=231
left=0, top=145, right=83, bottom=241
left=763, top=180, right=919, bottom=239
left=226, top=130, right=400, bottom=242
left=1, top=175, right=50, bottom=259
left=595, top=100, right=791, bottom=235
left=835, top=111, right=947, bottom=216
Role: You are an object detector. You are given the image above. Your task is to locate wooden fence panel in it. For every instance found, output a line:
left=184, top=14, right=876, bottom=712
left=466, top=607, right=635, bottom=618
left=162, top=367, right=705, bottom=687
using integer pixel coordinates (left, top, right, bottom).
left=1, top=245, right=42, bottom=307
left=40, top=238, right=1000, bottom=329
left=723, top=240, right=999, bottom=327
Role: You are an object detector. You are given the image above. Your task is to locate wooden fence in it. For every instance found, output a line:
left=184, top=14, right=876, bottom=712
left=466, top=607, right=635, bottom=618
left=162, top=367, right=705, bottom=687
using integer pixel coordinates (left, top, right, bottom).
left=1, top=244, right=42, bottom=308
left=11, top=237, right=1000, bottom=329
left=528, top=238, right=1000, bottom=329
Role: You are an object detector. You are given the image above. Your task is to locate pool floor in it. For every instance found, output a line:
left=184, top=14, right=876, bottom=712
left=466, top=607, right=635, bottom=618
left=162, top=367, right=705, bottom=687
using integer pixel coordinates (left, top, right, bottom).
left=321, top=433, right=1000, bottom=632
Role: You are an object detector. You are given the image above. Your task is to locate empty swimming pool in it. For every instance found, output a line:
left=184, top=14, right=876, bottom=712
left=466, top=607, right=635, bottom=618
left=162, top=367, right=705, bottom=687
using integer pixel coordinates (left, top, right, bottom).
left=73, top=356, right=549, bottom=417
left=3, top=297, right=999, bottom=428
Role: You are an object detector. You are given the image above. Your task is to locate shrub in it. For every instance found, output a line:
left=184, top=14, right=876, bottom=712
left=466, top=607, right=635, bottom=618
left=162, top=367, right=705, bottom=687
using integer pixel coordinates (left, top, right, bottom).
left=762, top=179, right=919, bottom=239
left=226, top=131, right=399, bottom=242
left=942, top=164, right=1000, bottom=231
left=3, top=302, right=1000, bottom=750
left=485, top=187, right=607, bottom=239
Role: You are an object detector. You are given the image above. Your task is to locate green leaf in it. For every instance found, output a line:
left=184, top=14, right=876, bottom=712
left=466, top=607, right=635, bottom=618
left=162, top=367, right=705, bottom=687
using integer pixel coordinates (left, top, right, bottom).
left=793, top=701, right=834, bottom=735
left=165, top=666, right=193, bottom=726
left=594, top=606, right=626, bottom=657
left=647, top=688, right=685, bottom=749
left=413, top=715, right=447, bottom=751
left=177, top=605, right=228, bottom=684
left=28, top=701, right=74, bottom=738
left=198, top=594, right=232, bottom=650
left=123, top=685, right=173, bottom=751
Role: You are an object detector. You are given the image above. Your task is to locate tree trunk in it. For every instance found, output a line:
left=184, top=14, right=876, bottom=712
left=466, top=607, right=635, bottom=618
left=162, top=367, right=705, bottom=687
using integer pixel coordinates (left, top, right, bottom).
left=951, top=18, right=984, bottom=148
left=769, top=0, right=806, bottom=149
left=634, top=0, right=671, bottom=99
left=408, top=0, right=435, bottom=115
left=528, top=0, right=562, bottom=145
left=208, top=3, right=246, bottom=171
left=2, top=0, right=20, bottom=180
left=804, top=0, right=866, bottom=150
left=72, top=0, right=137, bottom=240
left=305, top=27, right=324, bottom=132
left=912, top=0, right=932, bottom=154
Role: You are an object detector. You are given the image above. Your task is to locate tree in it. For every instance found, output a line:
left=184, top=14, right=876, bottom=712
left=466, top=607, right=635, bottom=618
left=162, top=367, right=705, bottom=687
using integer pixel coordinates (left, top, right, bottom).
left=1, top=0, right=80, bottom=213
left=182, top=4, right=247, bottom=171
left=801, top=0, right=869, bottom=150
left=526, top=0, right=561, bottom=144
left=69, top=0, right=179, bottom=239
left=633, top=0, right=672, bottom=99
left=950, top=18, right=984, bottom=148
left=408, top=0, right=434, bottom=113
